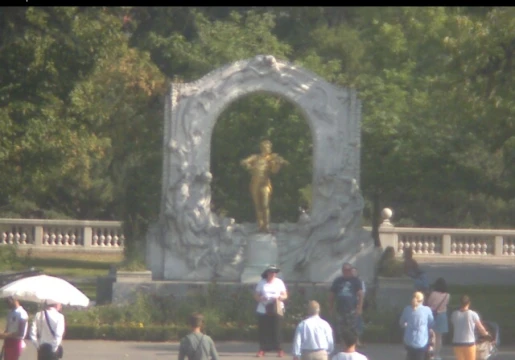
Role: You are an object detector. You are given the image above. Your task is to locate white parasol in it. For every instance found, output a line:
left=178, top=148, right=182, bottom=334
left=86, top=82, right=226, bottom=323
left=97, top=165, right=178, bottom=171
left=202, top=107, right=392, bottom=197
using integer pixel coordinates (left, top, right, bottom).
left=0, top=274, right=90, bottom=307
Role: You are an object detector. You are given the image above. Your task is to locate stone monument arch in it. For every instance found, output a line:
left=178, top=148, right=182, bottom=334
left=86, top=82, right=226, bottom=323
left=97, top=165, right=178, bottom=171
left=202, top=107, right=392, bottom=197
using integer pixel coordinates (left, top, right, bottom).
left=146, top=55, right=378, bottom=283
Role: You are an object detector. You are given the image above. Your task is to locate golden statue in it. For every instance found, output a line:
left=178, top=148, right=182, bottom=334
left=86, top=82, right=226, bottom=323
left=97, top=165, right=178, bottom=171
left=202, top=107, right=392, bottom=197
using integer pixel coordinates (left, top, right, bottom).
left=241, top=140, right=289, bottom=233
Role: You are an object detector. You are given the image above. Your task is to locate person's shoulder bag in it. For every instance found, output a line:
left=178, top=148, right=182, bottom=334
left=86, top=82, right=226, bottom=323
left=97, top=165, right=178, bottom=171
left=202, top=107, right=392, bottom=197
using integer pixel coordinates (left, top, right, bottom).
left=430, top=293, right=449, bottom=319
left=265, top=298, right=284, bottom=317
left=42, top=311, right=63, bottom=359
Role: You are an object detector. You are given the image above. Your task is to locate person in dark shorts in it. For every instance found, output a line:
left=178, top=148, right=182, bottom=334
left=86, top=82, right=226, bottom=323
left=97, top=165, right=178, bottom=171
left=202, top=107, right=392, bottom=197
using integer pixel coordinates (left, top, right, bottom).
left=328, top=263, right=364, bottom=346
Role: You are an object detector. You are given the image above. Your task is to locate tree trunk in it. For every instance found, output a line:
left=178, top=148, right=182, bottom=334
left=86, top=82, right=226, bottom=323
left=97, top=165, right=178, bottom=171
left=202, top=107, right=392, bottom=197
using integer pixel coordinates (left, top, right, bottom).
left=372, top=191, right=381, bottom=247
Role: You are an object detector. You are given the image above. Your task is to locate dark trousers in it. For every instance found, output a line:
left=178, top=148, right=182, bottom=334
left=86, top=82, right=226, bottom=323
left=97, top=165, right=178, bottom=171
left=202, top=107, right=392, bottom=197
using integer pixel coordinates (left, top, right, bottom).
left=38, top=344, right=58, bottom=360
left=405, top=345, right=427, bottom=360
left=257, top=313, right=282, bottom=351
left=334, top=311, right=358, bottom=343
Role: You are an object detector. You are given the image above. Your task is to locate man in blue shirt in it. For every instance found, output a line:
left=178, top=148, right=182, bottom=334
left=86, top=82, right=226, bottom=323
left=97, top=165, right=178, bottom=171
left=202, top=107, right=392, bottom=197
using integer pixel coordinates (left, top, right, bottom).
left=329, top=263, right=363, bottom=345
left=292, top=301, right=334, bottom=360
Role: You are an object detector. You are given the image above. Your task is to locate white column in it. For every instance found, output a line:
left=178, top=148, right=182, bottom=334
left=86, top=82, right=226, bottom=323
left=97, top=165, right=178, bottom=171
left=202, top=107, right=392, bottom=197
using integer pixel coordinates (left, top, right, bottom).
left=34, top=226, right=44, bottom=246
left=494, top=236, right=503, bottom=256
left=83, top=227, right=93, bottom=248
left=442, top=234, right=452, bottom=255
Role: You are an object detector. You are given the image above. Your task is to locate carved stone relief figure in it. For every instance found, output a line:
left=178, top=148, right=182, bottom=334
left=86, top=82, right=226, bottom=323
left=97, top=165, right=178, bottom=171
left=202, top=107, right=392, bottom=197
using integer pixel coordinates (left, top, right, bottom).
left=311, top=86, right=334, bottom=124
left=294, top=173, right=364, bottom=268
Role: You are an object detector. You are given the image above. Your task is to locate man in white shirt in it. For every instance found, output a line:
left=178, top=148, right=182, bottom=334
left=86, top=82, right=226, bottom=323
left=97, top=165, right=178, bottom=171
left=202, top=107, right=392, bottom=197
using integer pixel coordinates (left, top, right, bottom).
left=293, top=301, right=334, bottom=360
left=29, top=303, right=65, bottom=360
left=0, top=296, right=28, bottom=360
left=331, top=330, right=368, bottom=360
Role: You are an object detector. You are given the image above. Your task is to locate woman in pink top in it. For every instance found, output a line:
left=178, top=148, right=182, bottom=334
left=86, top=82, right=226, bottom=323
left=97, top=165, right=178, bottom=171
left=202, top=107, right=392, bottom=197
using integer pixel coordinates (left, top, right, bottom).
left=426, top=278, right=450, bottom=360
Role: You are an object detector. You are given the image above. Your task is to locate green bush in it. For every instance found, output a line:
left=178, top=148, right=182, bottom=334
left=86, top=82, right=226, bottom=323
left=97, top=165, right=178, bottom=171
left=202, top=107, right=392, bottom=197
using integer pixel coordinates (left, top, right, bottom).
left=377, top=246, right=404, bottom=277
left=364, top=308, right=404, bottom=343
left=63, top=284, right=400, bottom=342
left=116, top=258, right=147, bottom=271
left=61, top=282, right=515, bottom=345
left=64, top=284, right=330, bottom=341
left=0, top=245, right=26, bottom=271
left=65, top=286, right=316, bottom=329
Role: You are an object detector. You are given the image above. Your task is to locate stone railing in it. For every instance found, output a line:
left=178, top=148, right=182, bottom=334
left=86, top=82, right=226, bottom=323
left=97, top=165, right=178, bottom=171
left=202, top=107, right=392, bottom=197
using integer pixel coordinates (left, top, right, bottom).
left=377, top=208, right=515, bottom=260
left=0, top=219, right=124, bottom=252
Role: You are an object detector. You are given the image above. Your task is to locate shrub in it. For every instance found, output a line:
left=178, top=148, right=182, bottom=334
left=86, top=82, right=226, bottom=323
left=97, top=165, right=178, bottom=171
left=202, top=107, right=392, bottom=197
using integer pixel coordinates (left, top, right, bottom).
left=364, top=307, right=404, bottom=343
left=0, top=245, right=25, bottom=271
left=116, top=258, right=147, bottom=271
left=61, top=282, right=515, bottom=345
left=64, top=283, right=331, bottom=331
left=377, top=246, right=404, bottom=277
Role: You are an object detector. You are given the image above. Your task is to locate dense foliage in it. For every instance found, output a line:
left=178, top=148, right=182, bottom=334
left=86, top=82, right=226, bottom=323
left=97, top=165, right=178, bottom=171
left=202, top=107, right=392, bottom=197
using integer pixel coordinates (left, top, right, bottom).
left=62, top=283, right=515, bottom=344
left=1, top=7, right=514, bottom=251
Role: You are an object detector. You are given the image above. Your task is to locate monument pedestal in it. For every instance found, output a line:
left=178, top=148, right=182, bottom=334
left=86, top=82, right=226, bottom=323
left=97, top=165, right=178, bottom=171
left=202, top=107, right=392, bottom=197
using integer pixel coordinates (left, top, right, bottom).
left=240, top=233, right=278, bottom=283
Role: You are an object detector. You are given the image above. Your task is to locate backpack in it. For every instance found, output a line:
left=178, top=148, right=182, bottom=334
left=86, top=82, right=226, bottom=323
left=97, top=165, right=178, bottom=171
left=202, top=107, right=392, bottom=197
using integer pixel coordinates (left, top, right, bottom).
left=188, top=334, right=205, bottom=360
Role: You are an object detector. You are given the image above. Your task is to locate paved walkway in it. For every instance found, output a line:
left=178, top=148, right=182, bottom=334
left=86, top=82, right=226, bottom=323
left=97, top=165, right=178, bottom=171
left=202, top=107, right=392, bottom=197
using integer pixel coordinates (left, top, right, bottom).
left=18, top=341, right=515, bottom=359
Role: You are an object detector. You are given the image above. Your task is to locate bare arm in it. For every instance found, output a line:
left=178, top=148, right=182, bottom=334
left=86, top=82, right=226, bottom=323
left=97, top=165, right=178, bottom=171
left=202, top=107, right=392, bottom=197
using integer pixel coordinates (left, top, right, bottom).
left=356, top=289, right=364, bottom=314
left=0, top=317, right=27, bottom=339
left=475, top=320, right=489, bottom=336
left=278, top=290, right=288, bottom=301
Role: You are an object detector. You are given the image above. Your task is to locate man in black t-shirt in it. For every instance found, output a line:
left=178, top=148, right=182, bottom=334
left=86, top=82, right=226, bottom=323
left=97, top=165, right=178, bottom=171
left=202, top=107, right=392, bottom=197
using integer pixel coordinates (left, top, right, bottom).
left=328, top=263, right=363, bottom=347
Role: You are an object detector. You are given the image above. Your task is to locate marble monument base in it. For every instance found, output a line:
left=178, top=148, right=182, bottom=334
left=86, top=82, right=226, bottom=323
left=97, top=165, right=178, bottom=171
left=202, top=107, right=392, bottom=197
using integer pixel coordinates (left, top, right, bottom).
left=240, top=233, right=278, bottom=283
left=146, top=220, right=380, bottom=286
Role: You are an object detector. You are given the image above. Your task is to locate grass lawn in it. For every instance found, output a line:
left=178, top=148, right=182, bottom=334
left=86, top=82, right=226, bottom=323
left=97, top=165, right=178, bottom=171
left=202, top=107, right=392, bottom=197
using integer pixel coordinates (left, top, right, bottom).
left=0, top=250, right=123, bottom=329
left=19, top=250, right=123, bottom=278
left=19, top=250, right=123, bottom=300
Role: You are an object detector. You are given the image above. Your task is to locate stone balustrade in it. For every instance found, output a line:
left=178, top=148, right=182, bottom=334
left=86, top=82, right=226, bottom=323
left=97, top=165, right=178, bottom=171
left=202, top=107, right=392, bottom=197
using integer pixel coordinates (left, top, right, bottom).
left=376, top=208, right=515, bottom=259
left=0, top=218, right=124, bottom=252
left=1, top=211, right=513, bottom=258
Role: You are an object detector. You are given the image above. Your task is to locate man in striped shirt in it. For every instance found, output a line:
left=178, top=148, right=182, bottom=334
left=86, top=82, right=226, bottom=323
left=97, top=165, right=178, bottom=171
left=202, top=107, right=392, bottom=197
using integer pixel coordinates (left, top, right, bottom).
left=292, top=301, right=334, bottom=360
